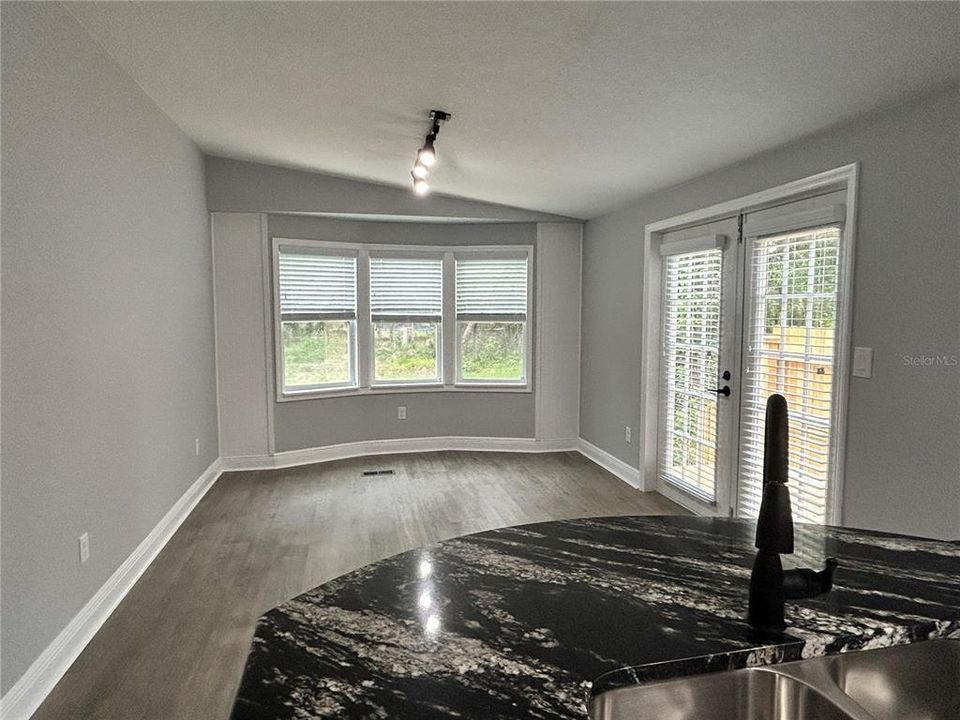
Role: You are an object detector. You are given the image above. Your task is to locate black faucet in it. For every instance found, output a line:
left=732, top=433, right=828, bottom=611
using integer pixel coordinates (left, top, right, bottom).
left=748, top=393, right=838, bottom=636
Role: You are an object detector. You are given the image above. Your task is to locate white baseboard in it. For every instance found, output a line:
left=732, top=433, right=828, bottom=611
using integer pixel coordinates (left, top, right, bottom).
left=0, top=459, right=223, bottom=720
left=222, top=436, right=579, bottom=471
left=577, top=438, right=644, bottom=490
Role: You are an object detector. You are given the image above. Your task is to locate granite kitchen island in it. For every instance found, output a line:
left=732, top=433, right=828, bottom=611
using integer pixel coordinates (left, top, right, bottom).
left=229, top=516, right=960, bottom=719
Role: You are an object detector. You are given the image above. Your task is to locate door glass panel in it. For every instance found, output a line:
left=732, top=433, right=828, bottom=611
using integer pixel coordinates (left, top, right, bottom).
left=738, top=226, right=841, bottom=524
left=658, top=249, right=723, bottom=503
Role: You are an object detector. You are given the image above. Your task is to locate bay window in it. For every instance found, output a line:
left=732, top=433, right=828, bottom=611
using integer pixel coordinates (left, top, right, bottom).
left=273, top=239, right=531, bottom=399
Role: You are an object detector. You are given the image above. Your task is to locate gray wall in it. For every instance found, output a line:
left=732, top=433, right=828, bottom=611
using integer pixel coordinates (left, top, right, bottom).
left=267, top=216, right=538, bottom=451
left=275, top=393, right=534, bottom=451
left=1, top=2, right=218, bottom=692
left=580, top=86, right=960, bottom=540
left=268, top=214, right=538, bottom=247
left=206, top=155, right=576, bottom=222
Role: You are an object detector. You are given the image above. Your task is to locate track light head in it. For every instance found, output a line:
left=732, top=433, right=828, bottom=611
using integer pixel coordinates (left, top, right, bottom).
left=413, top=177, right=430, bottom=195
left=410, top=110, right=449, bottom=194
left=418, top=137, right=437, bottom=168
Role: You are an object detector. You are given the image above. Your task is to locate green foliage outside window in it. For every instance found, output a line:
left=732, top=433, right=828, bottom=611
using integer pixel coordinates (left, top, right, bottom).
left=459, top=322, right=524, bottom=381
left=282, top=320, right=526, bottom=386
left=374, top=323, right=439, bottom=382
left=282, top=320, right=351, bottom=387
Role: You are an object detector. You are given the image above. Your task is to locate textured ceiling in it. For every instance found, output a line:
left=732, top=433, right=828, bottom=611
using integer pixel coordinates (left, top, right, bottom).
left=68, top=2, right=960, bottom=219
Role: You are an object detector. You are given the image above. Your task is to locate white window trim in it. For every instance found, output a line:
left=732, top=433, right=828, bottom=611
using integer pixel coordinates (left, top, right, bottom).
left=658, top=232, right=728, bottom=256
left=273, top=244, right=359, bottom=397
left=639, top=163, right=859, bottom=526
left=272, top=237, right=534, bottom=401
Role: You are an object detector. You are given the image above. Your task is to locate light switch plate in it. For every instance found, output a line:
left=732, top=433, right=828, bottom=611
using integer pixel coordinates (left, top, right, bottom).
left=852, top=347, right=873, bottom=378
left=79, top=532, right=90, bottom=564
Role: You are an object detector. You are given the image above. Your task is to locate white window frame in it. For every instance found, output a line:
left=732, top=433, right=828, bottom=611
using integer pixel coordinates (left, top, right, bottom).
left=453, top=250, right=533, bottom=388
left=272, top=237, right=533, bottom=401
left=273, top=244, right=359, bottom=396
left=368, top=250, right=445, bottom=388
left=639, top=164, right=859, bottom=525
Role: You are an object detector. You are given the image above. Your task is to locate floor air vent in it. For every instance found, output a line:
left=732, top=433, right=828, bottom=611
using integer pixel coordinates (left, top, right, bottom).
left=361, top=469, right=395, bottom=477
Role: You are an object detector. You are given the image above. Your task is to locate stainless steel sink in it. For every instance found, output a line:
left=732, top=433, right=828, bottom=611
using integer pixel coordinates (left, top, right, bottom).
left=779, top=639, right=960, bottom=720
left=589, top=639, right=959, bottom=720
left=589, top=667, right=863, bottom=720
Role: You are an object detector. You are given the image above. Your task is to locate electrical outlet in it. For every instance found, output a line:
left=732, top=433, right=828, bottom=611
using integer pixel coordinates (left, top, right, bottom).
left=397, top=405, right=407, bottom=420
left=624, top=426, right=632, bottom=444
left=195, top=438, right=200, bottom=456
left=79, top=532, right=90, bottom=564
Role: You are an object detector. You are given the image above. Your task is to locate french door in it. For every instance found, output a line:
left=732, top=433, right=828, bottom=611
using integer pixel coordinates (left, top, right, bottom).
left=656, top=216, right=741, bottom=515
left=655, top=191, right=849, bottom=524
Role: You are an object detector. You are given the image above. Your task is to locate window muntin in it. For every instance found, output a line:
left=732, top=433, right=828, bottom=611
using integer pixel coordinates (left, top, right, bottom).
left=369, top=256, right=443, bottom=384
left=277, top=250, right=357, bottom=391
left=455, top=255, right=529, bottom=384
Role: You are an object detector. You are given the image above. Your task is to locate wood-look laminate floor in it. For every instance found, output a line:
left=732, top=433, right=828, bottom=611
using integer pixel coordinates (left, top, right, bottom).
left=31, top=451, right=686, bottom=720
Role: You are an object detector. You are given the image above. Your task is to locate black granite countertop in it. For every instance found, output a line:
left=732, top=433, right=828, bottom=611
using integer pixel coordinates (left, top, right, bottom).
left=230, top=516, right=960, bottom=719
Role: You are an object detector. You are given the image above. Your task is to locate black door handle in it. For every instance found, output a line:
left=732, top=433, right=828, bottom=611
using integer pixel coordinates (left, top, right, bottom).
left=713, top=385, right=731, bottom=397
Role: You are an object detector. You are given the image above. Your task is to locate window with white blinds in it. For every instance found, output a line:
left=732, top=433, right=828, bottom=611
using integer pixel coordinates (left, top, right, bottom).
left=658, top=249, right=723, bottom=503
left=369, top=256, right=443, bottom=384
left=277, top=249, right=358, bottom=391
left=738, top=225, right=841, bottom=524
left=455, top=256, right=529, bottom=383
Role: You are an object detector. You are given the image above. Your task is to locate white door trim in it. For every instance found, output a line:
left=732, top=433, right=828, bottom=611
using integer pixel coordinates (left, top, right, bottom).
left=640, top=164, right=859, bottom=522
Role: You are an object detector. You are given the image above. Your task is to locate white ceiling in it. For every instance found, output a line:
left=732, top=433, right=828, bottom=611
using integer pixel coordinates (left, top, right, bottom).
left=68, top=2, right=959, bottom=219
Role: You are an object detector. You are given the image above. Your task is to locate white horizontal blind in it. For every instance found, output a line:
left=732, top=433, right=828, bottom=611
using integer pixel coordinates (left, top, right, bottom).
left=658, top=249, right=722, bottom=503
left=369, top=256, right=443, bottom=322
left=455, top=257, right=528, bottom=321
left=738, top=225, right=841, bottom=525
left=278, top=251, right=357, bottom=320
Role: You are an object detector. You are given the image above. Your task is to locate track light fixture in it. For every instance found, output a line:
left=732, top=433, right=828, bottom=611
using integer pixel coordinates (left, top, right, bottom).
left=410, top=110, right=450, bottom=195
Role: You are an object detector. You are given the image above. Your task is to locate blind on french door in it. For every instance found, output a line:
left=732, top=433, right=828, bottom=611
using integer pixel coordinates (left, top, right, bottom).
left=738, top=225, right=841, bottom=524
left=658, top=248, right=723, bottom=503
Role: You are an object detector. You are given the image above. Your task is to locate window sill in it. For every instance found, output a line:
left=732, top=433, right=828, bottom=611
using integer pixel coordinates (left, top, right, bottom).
left=278, top=383, right=532, bottom=402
